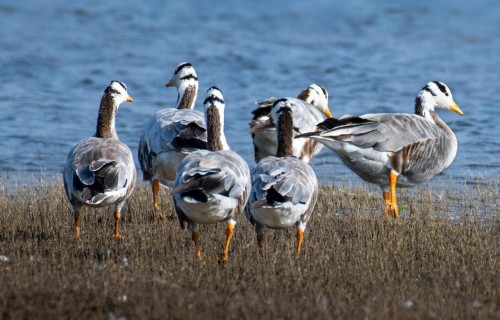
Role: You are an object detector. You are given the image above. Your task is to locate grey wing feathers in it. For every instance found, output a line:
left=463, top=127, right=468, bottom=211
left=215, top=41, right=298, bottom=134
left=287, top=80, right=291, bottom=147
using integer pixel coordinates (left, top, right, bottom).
left=174, top=166, right=224, bottom=195
left=138, top=108, right=207, bottom=178
left=138, top=133, right=154, bottom=181
left=362, top=113, right=443, bottom=152
left=251, top=97, right=323, bottom=135
left=302, top=178, right=319, bottom=223
left=270, top=98, right=323, bottom=134
left=175, top=150, right=250, bottom=200
left=317, top=113, right=444, bottom=152
left=174, top=149, right=251, bottom=225
left=250, top=157, right=317, bottom=206
left=65, top=138, right=136, bottom=204
left=170, top=121, right=207, bottom=149
left=156, top=109, right=206, bottom=150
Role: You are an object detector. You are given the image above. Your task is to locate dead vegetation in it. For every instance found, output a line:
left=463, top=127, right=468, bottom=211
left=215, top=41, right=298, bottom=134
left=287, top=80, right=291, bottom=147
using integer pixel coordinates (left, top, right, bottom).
left=0, top=176, right=498, bottom=319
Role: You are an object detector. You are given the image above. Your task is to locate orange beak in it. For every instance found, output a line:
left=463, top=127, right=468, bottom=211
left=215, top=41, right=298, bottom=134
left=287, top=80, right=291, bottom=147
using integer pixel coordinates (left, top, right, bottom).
left=324, top=107, right=333, bottom=118
left=450, top=101, right=463, bottom=115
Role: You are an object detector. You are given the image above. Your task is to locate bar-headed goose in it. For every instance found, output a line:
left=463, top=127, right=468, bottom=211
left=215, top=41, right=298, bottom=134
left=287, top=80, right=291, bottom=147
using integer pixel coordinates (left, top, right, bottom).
left=173, top=86, right=251, bottom=263
left=63, top=80, right=136, bottom=239
left=249, top=84, right=332, bottom=163
left=246, top=98, right=319, bottom=256
left=297, top=81, right=463, bottom=218
left=138, top=62, right=207, bottom=221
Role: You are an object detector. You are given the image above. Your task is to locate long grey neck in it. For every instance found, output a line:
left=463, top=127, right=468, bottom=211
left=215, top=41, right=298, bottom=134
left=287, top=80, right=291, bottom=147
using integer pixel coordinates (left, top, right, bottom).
left=429, top=110, right=451, bottom=135
left=94, top=93, right=118, bottom=139
left=176, top=85, right=197, bottom=109
left=276, top=108, right=294, bottom=157
left=416, top=94, right=458, bottom=168
left=206, top=106, right=224, bottom=151
left=430, top=109, right=458, bottom=168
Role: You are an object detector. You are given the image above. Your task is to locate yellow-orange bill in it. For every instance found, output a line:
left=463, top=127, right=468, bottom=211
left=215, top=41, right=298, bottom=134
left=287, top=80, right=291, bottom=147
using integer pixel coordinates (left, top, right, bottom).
left=450, top=101, right=463, bottom=115
left=324, top=108, right=333, bottom=118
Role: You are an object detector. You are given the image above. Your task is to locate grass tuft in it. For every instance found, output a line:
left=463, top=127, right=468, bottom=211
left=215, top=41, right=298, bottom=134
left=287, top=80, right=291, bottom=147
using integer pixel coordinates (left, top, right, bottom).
left=0, top=176, right=498, bottom=319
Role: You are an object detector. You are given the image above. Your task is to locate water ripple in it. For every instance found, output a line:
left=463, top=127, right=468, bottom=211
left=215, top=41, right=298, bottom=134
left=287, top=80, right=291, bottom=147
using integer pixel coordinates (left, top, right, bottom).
left=0, top=0, right=498, bottom=185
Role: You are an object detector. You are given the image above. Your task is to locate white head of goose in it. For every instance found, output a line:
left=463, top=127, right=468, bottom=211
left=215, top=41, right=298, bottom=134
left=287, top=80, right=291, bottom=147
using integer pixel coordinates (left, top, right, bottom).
left=297, top=81, right=463, bottom=218
left=173, top=86, right=250, bottom=264
left=246, top=98, right=319, bottom=256
left=165, top=61, right=199, bottom=109
left=297, top=83, right=332, bottom=118
left=63, top=80, right=136, bottom=239
left=249, top=83, right=332, bottom=163
left=138, top=62, right=207, bottom=221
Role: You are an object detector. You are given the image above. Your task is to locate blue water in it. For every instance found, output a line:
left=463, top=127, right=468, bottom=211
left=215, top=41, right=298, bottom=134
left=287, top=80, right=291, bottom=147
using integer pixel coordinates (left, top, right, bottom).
left=1, top=0, right=499, bottom=187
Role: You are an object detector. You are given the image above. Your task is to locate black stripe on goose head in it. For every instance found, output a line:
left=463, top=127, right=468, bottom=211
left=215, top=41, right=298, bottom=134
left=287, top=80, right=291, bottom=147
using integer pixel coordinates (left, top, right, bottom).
left=203, top=86, right=224, bottom=105
left=319, top=85, right=328, bottom=98
left=422, top=83, right=437, bottom=96
left=105, top=80, right=127, bottom=95
left=432, top=80, right=449, bottom=96
left=271, top=98, right=289, bottom=109
left=174, top=62, right=192, bottom=75
left=180, top=74, right=198, bottom=81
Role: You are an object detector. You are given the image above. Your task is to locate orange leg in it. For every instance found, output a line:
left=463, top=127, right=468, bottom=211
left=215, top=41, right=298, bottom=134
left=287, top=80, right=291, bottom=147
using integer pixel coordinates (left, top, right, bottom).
left=152, top=179, right=165, bottom=221
left=112, top=211, right=125, bottom=239
left=192, top=231, right=203, bottom=261
left=74, top=211, right=81, bottom=239
left=222, top=223, right=235, bottom=264
left=382, top=172, right=400, bottom=218
left=389, top=171, right=400, bottom=218
left=383, top=191, right=391, bottom=218
left=296, top=229, right=304, bottom=257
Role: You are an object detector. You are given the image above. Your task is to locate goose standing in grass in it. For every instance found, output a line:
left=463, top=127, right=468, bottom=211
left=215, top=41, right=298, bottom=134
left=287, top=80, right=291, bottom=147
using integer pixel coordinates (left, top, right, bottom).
left=249, top=84, right=333, bottom=163
left=63, top=80, right=135, bottom=239
left=173, top=87, right=251, bottom=263
left=246, top=98, right=318, bottom=256
left=297, top=81, right=463, bottom=218
left=138, top=62, right=207, bottom=221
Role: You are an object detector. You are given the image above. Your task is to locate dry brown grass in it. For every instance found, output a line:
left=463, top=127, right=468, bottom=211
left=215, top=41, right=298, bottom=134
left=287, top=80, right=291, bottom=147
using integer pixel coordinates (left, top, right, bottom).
left=0, top=176, right=498, bottom=319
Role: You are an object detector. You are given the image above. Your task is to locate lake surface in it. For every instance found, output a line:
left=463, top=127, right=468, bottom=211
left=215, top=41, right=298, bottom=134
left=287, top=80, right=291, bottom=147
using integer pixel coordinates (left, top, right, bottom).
left=1, top=0, right=499, bottom=188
